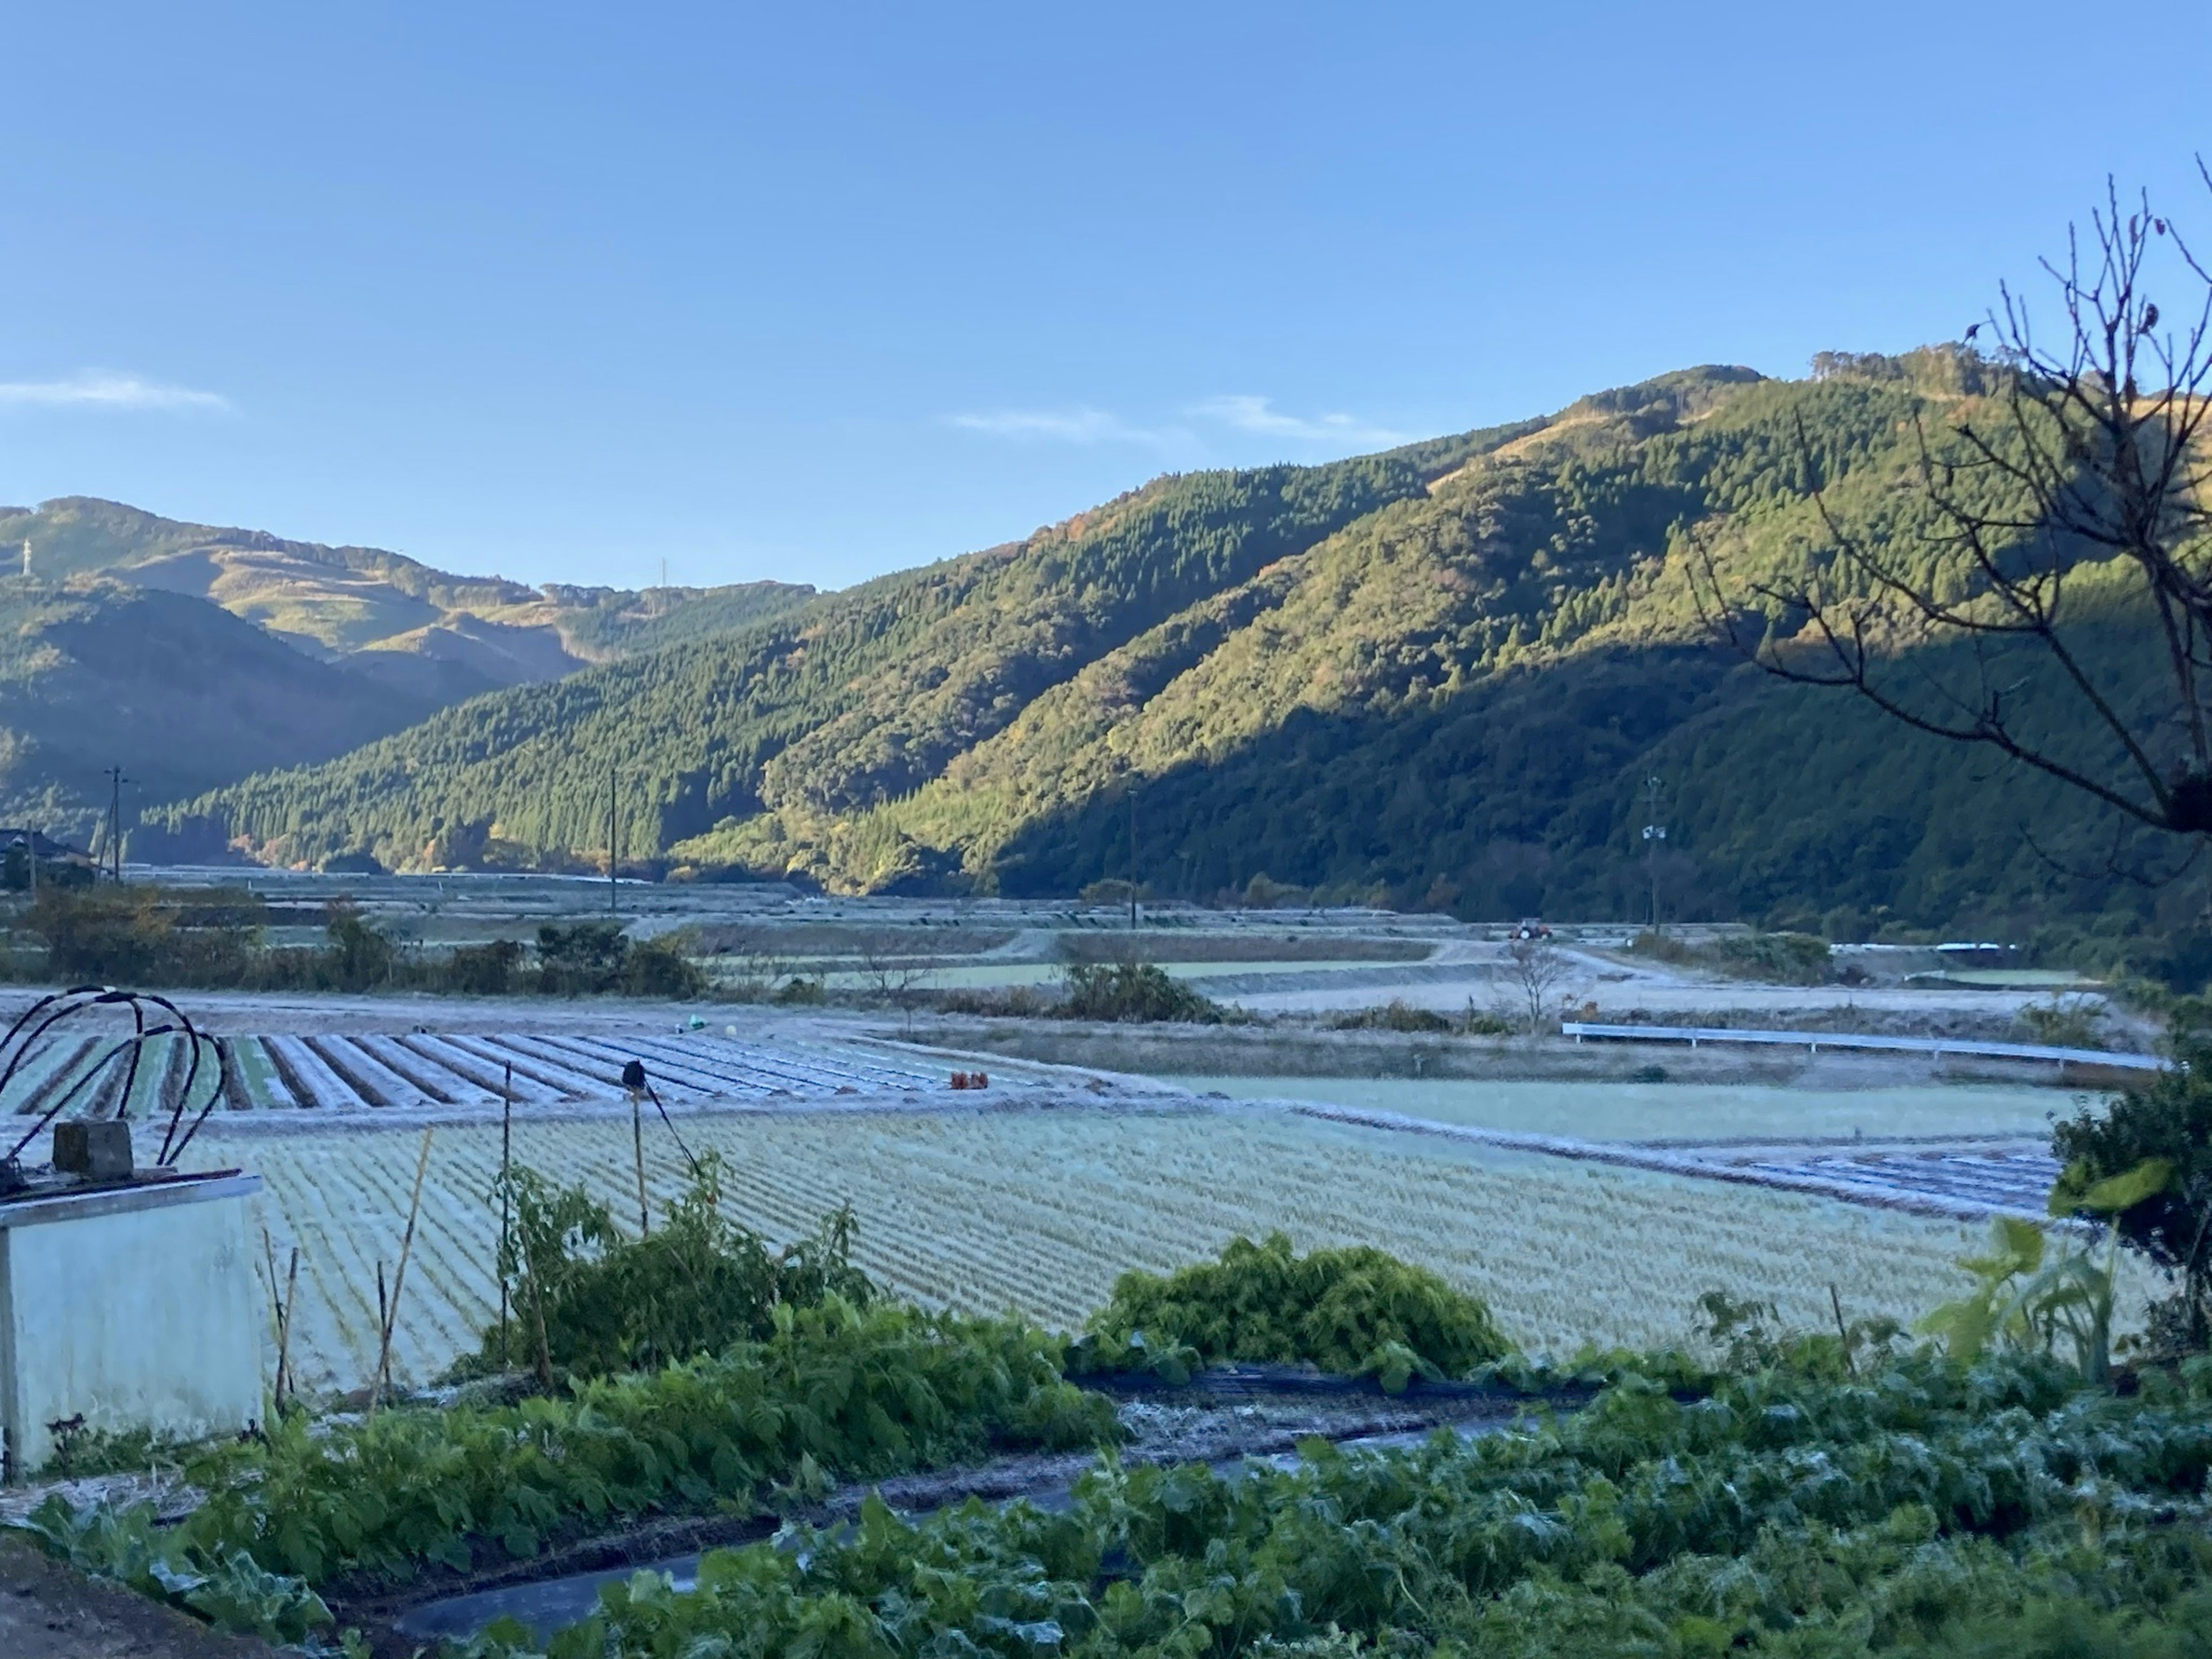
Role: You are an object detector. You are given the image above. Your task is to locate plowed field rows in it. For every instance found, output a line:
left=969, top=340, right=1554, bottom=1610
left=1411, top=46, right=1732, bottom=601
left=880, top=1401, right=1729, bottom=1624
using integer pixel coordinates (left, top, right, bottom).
left=197, top=1105, right=2013, bottom=1396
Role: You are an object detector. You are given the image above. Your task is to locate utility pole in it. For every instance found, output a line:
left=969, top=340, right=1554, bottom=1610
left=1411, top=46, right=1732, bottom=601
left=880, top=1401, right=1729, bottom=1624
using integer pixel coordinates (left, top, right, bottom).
left=1639, top=774, right=1666, bottom=933
left=104, top=766, right=132, bottom=883
left=1128, top=782, right=1138, bottom=931
left=608, top=767, right=619, bottom=918
left=19, top=540, right=28, bottom=579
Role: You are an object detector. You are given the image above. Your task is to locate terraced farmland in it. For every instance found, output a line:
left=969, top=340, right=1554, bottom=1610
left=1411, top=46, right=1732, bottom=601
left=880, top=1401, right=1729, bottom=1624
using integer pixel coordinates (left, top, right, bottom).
left=196, top=1101, right=2035, bottom=1396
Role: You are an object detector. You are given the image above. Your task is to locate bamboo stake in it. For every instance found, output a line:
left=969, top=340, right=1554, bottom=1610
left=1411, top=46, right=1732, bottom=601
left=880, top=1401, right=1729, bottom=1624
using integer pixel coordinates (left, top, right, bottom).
left=529, top=1251, right=555, bottom=1390
left=261, top=1228, right=286, bottom=1407
left=277, top=1247, right=298, bottom=1410
left=631, top=1089, right=650, bottom=1237
left=1829, top=1282, right=1855, bottom=1377
left=370, top=1127, right=434, bottom=1412
left=498, top=1062, right=513, bottom=1369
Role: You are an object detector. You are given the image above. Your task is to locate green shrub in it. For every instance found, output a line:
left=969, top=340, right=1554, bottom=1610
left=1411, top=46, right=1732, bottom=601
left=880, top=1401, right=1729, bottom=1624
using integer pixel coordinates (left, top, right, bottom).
left=1704, top=930, right=1832, bottom=983
left=23, top=884, right=263, bottom=984
left=1634, top=928, right=1831, bottom=984
left=535, top=921, right=628, bottom=993
left=1330, top=999, right=1452, bottom=1033
left=482, top=1156, right=876, bottom=1380
left=440, top=938, right=525, bottom=995
left=2016, top=994, right=2105, bottom=1050
left=1074, top=1232, right=1506, bottom=1388
left=449, top=1349, right=2212, bottom=1659
left=2054, top=1044, right=2212, bottom=1351
left=1059, top=961, right=1222, bottom=1023
left=618, top=936, right=707, bottom=998
left=37, top=1300, right=1118, bottom=1606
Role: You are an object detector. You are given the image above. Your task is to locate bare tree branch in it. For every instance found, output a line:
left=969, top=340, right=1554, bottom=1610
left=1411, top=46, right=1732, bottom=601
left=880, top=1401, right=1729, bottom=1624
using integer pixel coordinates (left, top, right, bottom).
left=1696, top=169, right=2212, bottom=847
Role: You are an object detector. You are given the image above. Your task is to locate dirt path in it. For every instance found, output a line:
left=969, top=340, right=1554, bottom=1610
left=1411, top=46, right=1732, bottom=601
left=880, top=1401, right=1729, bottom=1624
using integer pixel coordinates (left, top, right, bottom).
left=0, top=1535, right=274, bottom=1659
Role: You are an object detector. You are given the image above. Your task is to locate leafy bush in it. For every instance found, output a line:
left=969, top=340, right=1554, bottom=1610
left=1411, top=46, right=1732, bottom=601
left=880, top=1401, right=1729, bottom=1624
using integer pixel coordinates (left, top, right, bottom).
left=72, top=1299, right=1116, bottom=1597
left=2053, top=1055, right=2212, bottom=1352
left=482, top=1156, right=876, bottom=1380
left=2016, top=993, right=2105, bottom=1050
left=618, top=935, right=709, bottom=997
left=937, top=983, right=1056, bottom=1017
left=452, top=1350, right=2212, bottom=1659
left=22, top=884, right=263, bottom=983
left=1330, top=999, right=1452, bottom=1033
left=534, top=921, right=629, bottom=993
left=1059, top=961, right=1222, bottom=1024
left=1631, top=928, right=1831, bottom=984
left=444, top=937, right=526, bottom=994
left=7, top=884, right=705, bottom=999
left=1074, top=1233, right=1506, bottom=1388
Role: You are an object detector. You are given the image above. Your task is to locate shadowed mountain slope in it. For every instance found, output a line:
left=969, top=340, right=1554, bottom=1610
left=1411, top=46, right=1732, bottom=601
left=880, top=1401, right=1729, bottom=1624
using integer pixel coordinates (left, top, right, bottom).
left=0, top=581, right=446, bottom=849
left=151, top=351, right=2175, bottom=940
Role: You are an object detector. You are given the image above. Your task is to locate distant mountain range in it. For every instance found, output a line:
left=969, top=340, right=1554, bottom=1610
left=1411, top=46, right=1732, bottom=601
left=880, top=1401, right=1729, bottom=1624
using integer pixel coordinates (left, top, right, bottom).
left=0, top=498, right=812, bottom=847
left=131, top=347, right=2173, bottom=941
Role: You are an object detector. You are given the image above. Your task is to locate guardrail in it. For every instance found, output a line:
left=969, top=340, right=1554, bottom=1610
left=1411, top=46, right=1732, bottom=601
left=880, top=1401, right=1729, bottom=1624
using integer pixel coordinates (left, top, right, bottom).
left=1561, top=1021, right=2162, bottom=1071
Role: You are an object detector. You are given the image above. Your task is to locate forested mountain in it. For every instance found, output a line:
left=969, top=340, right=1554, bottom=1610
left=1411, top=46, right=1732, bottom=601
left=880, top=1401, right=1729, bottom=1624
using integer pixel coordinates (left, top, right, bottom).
left=147, top=351, right=2176, bottom=940
left=0, top=580, right=446, bottom=847
left=0, top=498, right=813, bottom=702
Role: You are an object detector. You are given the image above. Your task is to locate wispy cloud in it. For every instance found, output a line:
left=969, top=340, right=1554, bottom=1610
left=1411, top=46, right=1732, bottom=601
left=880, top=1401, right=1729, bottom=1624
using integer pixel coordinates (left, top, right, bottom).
left=946, top=393, right=1408, bottom=453
left=946, top=406, right=1171, bottom=444
left=0, top=369, right=232, bottom=413
left=1187, top=395, right=1407, bottom=448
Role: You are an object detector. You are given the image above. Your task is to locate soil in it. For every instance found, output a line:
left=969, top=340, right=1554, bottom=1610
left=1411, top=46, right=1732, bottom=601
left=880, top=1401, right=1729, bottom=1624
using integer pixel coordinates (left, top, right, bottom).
left=0, top=1534, right=275, bottom=1659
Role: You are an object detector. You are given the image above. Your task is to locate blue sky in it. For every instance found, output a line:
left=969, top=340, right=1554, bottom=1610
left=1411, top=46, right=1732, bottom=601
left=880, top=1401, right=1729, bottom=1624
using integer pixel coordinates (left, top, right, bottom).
left=2, top=2, right=2206, bottom=592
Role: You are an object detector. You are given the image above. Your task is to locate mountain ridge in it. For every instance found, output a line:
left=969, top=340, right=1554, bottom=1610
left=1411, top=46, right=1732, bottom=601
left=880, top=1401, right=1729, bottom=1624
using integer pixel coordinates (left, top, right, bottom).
left=145, top=349, right=2163, bottom=940
left=0, top=496, right=817, bottom=703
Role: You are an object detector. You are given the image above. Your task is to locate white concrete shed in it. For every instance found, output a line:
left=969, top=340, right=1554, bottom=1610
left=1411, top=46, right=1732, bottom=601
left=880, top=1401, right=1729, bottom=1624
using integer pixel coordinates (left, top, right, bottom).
left=0, top=1171, right=266, bottom=1478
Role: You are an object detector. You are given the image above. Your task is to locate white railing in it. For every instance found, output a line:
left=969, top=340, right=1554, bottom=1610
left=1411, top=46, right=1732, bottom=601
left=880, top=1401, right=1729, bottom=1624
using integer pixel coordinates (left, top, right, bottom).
left=1560, top=1021, right=2161, bottom=1071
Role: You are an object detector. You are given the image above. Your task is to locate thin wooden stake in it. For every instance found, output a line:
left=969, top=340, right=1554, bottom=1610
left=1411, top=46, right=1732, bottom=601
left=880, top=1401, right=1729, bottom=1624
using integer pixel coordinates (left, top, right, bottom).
left=276, top=1248, right=299, bottom=1410
left=370, top=1127, right=434, bottom=1412
left=261, top=1228, right=286, bottom=1406
left=631, top=1090, right=650, bottom=1237
left=1829, top=1282, right=1855, bottom=1377
left=529, top=1251, right=555, bottom=1390
left=498, top=1062, right=513, bottom=1368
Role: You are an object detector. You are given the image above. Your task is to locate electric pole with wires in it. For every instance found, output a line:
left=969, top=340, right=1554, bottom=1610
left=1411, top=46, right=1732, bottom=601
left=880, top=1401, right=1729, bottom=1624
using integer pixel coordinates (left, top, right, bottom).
left=103, top=766, right=132, bottom=882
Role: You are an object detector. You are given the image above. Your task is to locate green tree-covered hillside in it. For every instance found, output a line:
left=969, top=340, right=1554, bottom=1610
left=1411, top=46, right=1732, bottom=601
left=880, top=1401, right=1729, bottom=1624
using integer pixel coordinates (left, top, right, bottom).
left=0, top=579, right=449, bottom=847
left=150, top=353, right=2180, bottom=940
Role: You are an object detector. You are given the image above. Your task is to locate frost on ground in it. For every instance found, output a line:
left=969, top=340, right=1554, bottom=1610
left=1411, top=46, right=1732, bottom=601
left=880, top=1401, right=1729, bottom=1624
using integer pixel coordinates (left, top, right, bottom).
left=201, top=1100, right=2022, bottom=1396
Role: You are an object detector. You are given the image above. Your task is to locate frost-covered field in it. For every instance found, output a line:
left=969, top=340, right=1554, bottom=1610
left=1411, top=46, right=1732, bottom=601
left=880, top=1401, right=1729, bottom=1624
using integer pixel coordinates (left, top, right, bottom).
left=1169, top=1076, right=2081, bottom=1142
left=199, top=1103, right=2005, bottom=1396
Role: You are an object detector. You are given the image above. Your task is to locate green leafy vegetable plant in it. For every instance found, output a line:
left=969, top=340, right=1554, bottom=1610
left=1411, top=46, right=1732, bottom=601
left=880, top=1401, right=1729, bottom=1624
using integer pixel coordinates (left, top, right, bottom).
left=1073, top=1232, right=1506, bottom=1387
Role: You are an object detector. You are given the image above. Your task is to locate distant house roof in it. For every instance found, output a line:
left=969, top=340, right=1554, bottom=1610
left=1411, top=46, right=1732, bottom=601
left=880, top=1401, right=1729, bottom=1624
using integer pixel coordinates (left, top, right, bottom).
left=0, top=829, right=89, bottom=861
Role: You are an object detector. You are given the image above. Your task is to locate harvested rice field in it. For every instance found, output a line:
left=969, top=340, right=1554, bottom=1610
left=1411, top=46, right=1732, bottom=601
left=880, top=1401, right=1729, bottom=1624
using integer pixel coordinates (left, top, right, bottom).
left=199, top=1101, right=2017, bottom=1397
